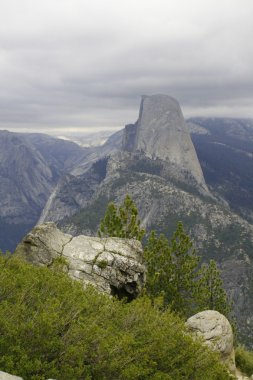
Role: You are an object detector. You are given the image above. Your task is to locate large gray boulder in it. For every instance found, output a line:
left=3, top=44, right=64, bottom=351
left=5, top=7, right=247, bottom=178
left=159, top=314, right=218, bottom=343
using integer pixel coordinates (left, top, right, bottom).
left=186, top=310, right=236, bottom=373
left=14, top=222, right=146, bottom=299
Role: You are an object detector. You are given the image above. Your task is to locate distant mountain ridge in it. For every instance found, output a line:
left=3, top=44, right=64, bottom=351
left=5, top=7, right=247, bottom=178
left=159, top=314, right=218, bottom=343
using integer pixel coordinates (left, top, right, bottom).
left=189, top=118, right=253, bottom=223
left=0, top=130, right=87, bottom=251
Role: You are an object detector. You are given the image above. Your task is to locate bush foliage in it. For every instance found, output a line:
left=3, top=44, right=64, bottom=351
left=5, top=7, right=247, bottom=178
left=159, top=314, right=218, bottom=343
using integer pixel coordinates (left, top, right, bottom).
left=0, top=254, right=232, bottom=380
left=235, top=345, right=253, bottom=377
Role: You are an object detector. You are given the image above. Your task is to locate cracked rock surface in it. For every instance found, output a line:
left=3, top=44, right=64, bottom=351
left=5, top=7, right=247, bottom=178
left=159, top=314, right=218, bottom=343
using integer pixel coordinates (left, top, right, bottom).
left=14, top=222, right=146, bottom=299
left=186, top=310, right=236, bottom=373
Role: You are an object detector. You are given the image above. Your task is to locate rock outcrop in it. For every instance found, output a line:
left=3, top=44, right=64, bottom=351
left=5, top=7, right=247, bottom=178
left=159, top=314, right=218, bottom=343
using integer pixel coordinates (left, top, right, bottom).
left=14, top=223, right=146, bottom=300
left=122, top=94, right=208, bottom=192
left=186, top=310, right=236, bottom=373
left=0, top=371, right=23, bottom=380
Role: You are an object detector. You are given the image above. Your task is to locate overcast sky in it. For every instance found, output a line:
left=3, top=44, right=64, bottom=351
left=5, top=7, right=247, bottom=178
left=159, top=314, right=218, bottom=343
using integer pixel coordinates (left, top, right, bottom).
left=0, top=0, right=253, bottom=134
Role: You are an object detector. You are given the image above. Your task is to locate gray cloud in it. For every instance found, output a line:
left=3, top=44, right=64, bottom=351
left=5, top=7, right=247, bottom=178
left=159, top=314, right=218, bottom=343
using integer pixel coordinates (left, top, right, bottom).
left=0, top=0, right=253, bottom=134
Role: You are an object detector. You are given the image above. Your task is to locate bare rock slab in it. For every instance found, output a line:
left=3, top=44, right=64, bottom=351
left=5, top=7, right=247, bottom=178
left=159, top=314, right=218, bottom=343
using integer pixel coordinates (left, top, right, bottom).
left=0, top=371, right=23, bottom=380
left=15, top=222, right=146, bottom=300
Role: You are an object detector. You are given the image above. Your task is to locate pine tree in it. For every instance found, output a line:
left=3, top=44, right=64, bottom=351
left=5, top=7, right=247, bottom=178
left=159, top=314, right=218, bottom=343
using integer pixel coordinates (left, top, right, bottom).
left=169, top=222, right=200, bottom=316
left=197, top=259, right=232, bottom=318
left=144, top=231, right=173, bottom=302
left=144, top=222, right=200, bottom=316
left=99, top=198, right=233, bottom=322
left=98, top=195, right=145, bottom=240
left=144, top=223, right=232, bottom=320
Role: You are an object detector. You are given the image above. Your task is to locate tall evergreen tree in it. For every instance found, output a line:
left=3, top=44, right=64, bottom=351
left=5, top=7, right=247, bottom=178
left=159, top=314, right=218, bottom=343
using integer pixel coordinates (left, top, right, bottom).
left=144, top=223, right=232, bottom=319
left=169, top=222, right=200, bottom=316
left=98, top=195, right=145, bottom=240
left=144, top=222, right=200, bottom=316
left=197, top=259, right=232, bottom=318
left=144, top=231, right=173, bottom=302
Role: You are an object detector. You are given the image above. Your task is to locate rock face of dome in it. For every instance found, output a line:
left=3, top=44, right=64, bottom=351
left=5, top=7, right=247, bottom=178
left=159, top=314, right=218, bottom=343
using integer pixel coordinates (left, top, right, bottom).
left=122, top=94, right=208, bottom=192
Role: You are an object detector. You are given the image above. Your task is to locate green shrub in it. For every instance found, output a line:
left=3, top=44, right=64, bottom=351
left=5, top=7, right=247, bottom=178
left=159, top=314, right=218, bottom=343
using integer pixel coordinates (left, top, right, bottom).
left=98, top=194, right=145, bottom=241
left=0, top=254, right=232, bottom=380
left=235, top=345, right=253, bottom=376
left=97, top=259, right=108, bottom=269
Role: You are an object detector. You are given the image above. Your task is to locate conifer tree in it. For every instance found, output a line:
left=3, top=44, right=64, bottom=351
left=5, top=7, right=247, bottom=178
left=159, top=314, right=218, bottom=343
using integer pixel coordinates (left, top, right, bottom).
left=197, top=259, right=232, bottom=318
left=99, top=198, right=233, bottom=321
left=169, top=222, right=200, bottom=316
left=98, top=195, right=145, bottom=240
left=144, top=231, right=173, bottom=302
left=144, top=223, right=232, bottom=319
left=144, top=222, right=200, bottom=316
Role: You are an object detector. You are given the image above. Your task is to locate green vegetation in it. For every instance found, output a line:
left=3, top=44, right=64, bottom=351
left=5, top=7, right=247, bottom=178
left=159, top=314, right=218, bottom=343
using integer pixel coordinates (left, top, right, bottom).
left=98, top=194, right=145, bottom=240
left=0, top=254, right=232, bottom=380
left=60, top=195, right=109, bottom=234
left=144, top=223, right=200, bottom=316
left=128, top=156, right=163, bottom=176
left=235, top=345, right=253, bottom=377
left=98, top=196, right=232, bottom=320
left=198, top=260, right=232, bottom=318
left=97, top=259, right=108, bottom=269
left=144, top=223, right=232, bottom=320
left=0, top=196, right=240, bottom=378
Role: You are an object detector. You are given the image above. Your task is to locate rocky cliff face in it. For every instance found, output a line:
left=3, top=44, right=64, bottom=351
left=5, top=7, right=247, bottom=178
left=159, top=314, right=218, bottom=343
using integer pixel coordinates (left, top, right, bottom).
left=15, top=223, right=146, bottom=300
left=37, top=130, right=123, bottom=224
left=39, top=95, right=210, bottom=225
left=189, top=118, right=253, bottom=223
left=122, top=94, right=208, bottom=192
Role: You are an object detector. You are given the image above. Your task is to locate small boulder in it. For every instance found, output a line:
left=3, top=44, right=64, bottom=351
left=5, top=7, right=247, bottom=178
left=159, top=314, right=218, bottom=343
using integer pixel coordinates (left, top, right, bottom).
left=186, top=310, right=236, bottom=373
